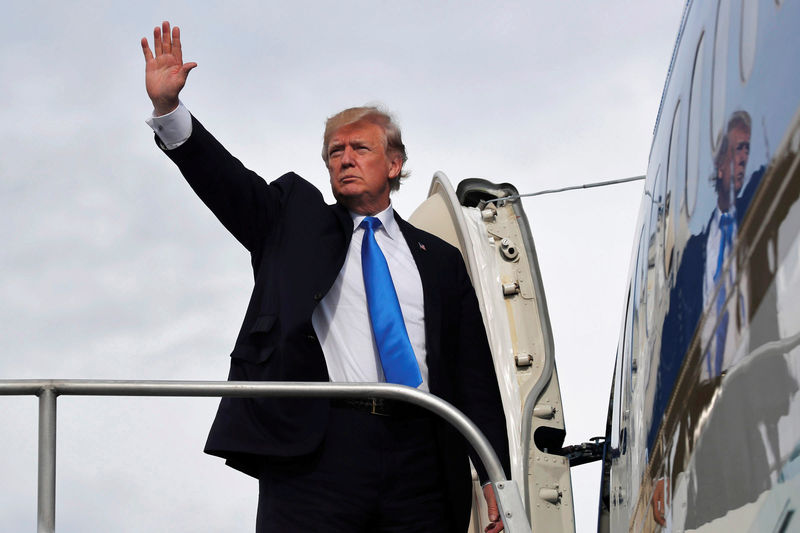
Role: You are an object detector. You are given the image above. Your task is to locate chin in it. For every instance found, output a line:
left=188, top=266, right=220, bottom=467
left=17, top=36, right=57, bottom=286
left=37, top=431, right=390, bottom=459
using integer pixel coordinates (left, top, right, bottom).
left=332, top=190, right=360, bottom=207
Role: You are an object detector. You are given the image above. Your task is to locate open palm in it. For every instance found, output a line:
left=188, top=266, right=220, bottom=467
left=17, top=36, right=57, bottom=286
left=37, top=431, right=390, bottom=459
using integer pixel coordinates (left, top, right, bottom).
left=141, top=21, right=197, bottom=115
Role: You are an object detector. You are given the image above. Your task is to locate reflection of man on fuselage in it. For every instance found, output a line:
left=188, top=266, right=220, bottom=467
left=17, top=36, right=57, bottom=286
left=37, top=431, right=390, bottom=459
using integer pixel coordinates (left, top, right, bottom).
left=700, top=111, right=752, bottom=380
left=684, top=108, right=798, bottom=528
left=654, top=110, right=797, bottom=530
left=702, top=111, right=751, bottom=309
left=653, top=112, right=757, bottom=447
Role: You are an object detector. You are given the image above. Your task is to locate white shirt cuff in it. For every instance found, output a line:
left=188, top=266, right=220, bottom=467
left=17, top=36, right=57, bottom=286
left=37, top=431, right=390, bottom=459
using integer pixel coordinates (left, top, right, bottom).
left=145, top=101, right=192, bottom=150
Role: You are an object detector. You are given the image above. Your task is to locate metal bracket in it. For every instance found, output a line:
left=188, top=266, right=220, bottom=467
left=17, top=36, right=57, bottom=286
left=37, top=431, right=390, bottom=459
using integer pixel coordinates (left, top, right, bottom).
left=493, top=479, right=532, bottom=532
left=558, top=436, right=606, bottom=467
left=514, top=353, right=533, bottom=367
left=502, top=282, right=520, bottom=296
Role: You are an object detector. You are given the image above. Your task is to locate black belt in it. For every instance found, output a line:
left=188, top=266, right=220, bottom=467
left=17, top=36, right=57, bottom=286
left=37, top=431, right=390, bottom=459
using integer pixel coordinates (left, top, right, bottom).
left=331, top=398, right=430, bottom=418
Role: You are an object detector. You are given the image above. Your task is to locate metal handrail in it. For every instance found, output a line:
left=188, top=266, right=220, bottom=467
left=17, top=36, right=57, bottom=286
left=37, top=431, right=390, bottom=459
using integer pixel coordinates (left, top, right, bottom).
left=0, top=379, right=531, bottom=533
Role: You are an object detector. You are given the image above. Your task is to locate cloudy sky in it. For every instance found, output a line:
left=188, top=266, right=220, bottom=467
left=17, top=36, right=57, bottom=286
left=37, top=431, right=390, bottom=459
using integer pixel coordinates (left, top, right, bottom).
left=1, top=1, right=685, bottom=531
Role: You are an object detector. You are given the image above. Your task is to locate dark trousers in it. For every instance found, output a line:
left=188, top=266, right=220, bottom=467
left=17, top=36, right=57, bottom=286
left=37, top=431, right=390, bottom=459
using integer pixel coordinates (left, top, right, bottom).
left=256, top=405, right=451, bottom=532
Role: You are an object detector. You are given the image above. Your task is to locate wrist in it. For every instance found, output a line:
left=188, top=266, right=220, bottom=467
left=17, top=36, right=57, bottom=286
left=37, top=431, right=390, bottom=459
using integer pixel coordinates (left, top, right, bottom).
left=152, top=98, right=179, bottom=117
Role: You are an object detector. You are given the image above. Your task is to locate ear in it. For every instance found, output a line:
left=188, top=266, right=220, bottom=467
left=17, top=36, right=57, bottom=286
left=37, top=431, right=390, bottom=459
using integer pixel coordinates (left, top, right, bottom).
left=387, top=154, right=402, bottom=180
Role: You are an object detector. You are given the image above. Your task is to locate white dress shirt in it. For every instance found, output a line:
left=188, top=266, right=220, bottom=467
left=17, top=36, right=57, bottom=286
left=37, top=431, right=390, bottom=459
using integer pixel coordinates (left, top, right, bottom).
left=145, top=102, right=192, bottom=148
left=312, top=207, right=429, bottom=391
left=147, top=105, right=429, bottom=390
left=703, top=206, right=738, bottom=308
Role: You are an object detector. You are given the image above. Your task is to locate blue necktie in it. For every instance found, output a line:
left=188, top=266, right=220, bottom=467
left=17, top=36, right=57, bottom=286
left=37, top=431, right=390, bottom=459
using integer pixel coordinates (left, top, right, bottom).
left=713, top=212, right=735, bottom=283
left=709, top=212, right=735, bottom=377
left=360, top=217, right=422, bottom=387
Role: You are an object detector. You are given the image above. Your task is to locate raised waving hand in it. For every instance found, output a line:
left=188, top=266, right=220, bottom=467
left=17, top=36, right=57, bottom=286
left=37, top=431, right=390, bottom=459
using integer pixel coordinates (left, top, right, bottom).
left=141, top=21, right=197, bottom=116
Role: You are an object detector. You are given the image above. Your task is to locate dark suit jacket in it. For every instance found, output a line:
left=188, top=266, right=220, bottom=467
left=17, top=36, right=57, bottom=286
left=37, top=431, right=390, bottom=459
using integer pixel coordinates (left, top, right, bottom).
left=158, top=116, right=510, bottom=529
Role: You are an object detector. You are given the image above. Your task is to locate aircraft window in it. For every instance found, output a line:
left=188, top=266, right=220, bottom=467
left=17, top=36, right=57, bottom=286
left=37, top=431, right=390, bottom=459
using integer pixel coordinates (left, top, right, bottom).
left=619, top=282, right=631, bottom=361
left=740, top=0, right=758, bottom=82
left=645, top=165, right=664, bottom=331
left=686, top=33, right=705, bottom=216
left=711, top=0, right=731, bottom=153
left=634, top=226, right=647, bottom=359
left=625, top=284, right=637, bottom=394
left=632, top=228, right=644, bottom=369
left=615, top=236, right=643, bottom=454
left=610, top=353, right=622, bottom=452
left=618, top=289, right=635, bottom=452
left=665, top=102, right=681, bottom=278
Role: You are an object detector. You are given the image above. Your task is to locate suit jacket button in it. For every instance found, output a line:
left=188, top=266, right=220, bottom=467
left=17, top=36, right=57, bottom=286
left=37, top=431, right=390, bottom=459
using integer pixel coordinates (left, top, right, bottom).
left=313, top=292, right=323, bottom=301
left=307, top=334, right=317, bottom=342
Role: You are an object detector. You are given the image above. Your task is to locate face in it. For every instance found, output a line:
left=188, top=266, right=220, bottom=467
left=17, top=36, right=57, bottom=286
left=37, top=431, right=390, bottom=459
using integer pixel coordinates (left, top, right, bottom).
left=326, top=120, right=401, bottom=215
left=717, top=148, right=732, bottom=204
left=728, top=125, right=751, bottom=194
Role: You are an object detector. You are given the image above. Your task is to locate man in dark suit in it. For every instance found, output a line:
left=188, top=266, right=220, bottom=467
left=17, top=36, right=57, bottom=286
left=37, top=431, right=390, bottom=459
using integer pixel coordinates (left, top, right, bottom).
left=651, top=111, right=754, bottom=449
left=141, top=21, right=510, bottom=532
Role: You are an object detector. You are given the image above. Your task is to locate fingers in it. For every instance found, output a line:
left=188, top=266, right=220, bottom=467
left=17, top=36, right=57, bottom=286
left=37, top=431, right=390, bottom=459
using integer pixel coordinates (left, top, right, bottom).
left=152, top=25, right=162, bottom=56
left=140, top=37, right=154, bottom=61
left=182, top=62, right=198, bottom=77
left=152, top=21, right=173, bottom=57
left=145, top=20, right=193, bottom=71
left=172, top=25, right=182, bottom=62
left=482, top=485, right=504, bottom=533
left=484, top=522, right=503, bottom=533
left=483, top=485, right=499, bottom=520
left=483, top=515, right=504, bottom=533
left=485, top=521, right=504, bottom=533
left=161, top=21, right=172, bottom=55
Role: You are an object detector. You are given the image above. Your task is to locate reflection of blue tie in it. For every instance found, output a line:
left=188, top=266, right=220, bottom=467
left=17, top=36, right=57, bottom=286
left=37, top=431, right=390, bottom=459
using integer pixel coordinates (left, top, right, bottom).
left=713, top=213, right=735, bottom=282
left=360, top=217, right=422, bottom=387
left=709, top=212, right=735, bottom=377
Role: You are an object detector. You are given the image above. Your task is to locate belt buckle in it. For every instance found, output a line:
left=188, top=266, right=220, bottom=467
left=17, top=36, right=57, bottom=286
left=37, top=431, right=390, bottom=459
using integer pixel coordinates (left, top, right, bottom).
left=370, top=398, right=388, bottom=417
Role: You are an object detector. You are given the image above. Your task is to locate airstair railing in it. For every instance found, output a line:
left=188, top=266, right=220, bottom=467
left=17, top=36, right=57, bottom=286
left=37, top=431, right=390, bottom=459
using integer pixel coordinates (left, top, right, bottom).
left=0, top=380, right=531, bottom=533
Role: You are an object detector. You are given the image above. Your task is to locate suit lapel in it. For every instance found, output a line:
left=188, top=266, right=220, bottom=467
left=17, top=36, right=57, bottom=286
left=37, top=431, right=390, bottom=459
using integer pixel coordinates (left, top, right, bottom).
left=332, top=202, right=354, bottom=240
left=324, top=202, right=354, bottom=270
left=306, top=203, right=353, bottom=307
left=394, top=212, right=443, bottom=367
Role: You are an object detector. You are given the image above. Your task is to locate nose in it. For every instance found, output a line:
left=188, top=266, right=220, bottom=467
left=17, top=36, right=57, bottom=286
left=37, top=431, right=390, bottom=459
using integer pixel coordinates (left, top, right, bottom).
left=340, top=146, right=355, bottom=167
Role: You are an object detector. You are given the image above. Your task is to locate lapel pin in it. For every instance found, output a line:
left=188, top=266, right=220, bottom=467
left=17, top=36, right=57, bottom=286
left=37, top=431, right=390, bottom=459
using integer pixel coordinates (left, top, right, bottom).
left=418, top=242, right=427, bottom=251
